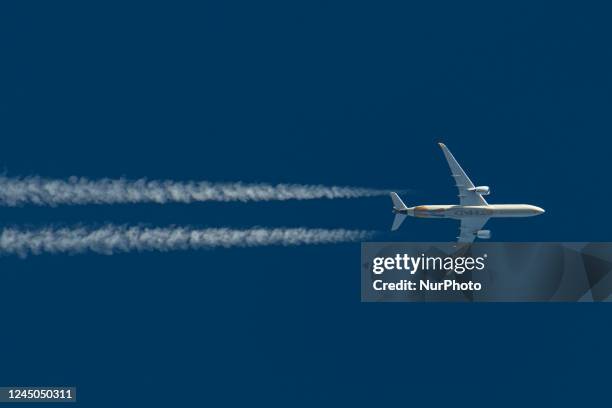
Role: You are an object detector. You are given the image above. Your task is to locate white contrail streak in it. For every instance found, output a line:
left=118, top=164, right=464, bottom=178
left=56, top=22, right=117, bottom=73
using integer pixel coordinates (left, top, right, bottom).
left=0, top=176, right=387, bottom=206
left=0, top=226, right=374, bottom=257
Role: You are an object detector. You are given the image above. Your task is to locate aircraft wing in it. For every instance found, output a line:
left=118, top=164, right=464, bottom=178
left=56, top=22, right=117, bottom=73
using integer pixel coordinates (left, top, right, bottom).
left=457, top=217, right=490, bottom=243
left=438, top=143, right=488, bottom=206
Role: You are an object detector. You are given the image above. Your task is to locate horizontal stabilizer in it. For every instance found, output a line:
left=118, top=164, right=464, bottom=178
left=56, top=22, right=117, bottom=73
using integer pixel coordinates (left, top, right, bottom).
left=392, top=214, right=407, bottom=231
left=390, top=192, right=408, bottom=231
left=390, top=192, right=407, bottom=211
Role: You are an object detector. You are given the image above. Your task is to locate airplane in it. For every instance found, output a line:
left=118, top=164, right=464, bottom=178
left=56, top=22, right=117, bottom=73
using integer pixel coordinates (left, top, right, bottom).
left=390, top=142, right=545, bottom=243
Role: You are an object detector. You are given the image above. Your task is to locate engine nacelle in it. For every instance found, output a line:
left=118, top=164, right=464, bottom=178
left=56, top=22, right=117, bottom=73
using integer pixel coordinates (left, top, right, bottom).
left=470, top=186, right=490, bottom=195
left=476, top=230, right=491, bottom=239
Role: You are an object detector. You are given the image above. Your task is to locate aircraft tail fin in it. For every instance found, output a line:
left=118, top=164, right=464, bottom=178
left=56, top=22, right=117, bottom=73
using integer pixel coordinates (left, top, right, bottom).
left=390, top=192, right=408, bottom=231
left=390, top=192, right=407, bottom=211
left=391, top=213, right=407, bottom=231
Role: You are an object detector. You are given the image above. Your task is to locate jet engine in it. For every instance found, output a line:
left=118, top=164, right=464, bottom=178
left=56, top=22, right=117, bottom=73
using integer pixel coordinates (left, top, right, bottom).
left=476, top=230, right=491, bottom=239
left=470, top=186, right=490, bottom=195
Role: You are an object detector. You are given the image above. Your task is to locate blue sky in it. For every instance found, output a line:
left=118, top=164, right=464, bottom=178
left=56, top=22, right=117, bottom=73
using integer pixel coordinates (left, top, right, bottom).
left=1, top=1, right=611, bottom=406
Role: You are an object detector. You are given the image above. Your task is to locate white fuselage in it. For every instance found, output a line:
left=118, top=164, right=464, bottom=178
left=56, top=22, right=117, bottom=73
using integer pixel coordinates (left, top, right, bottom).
left=399, top=204, right=545, bottom=219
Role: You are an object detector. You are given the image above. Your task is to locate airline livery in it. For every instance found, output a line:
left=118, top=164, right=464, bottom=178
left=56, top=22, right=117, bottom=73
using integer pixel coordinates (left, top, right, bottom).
left=390, top=143, right=544, bottom=243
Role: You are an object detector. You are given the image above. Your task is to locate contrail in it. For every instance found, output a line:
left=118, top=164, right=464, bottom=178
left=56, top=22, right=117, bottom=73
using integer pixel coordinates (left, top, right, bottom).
left=0, top=176, right=387, bottom=206
left=0, top=225, right=374, bottom=257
